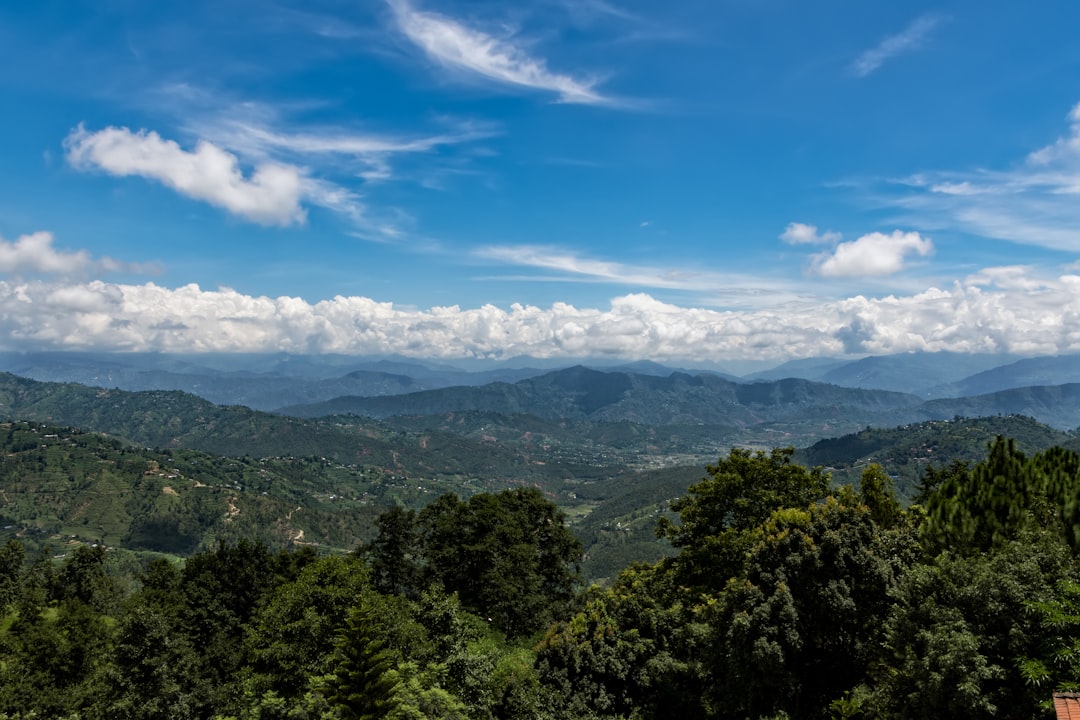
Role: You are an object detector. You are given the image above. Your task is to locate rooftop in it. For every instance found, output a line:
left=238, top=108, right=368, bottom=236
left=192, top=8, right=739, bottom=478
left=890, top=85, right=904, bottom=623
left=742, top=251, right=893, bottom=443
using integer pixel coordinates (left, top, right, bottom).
left=1054, top=693, right=1080, bottom=720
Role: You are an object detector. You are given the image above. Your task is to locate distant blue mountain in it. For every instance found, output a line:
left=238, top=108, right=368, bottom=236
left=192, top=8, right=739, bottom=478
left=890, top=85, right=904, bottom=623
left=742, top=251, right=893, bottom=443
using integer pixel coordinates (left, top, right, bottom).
left=936, top=355, right=1080, bottom=397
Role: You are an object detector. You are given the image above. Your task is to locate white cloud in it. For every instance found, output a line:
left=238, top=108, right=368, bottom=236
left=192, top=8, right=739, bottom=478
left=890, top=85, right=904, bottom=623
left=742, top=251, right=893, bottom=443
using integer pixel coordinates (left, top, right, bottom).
left=65, top=125, right=307, bottom=226
left=1027, top=102, right=1080, bottom=165
left=780, top=222, right=841, bottom=245
left=881, top=101, right=1080, bottom=252
left=851, top=14, right=940, bottom=78
left=389, top=0, right=606, bottom=104
left=3, top=263, right=1080, bottom=361
left=0, top=232, right=157, bottom=277
left=812, top=230, right=933, bottom=278
left=67, top=102, right=493, bottom=237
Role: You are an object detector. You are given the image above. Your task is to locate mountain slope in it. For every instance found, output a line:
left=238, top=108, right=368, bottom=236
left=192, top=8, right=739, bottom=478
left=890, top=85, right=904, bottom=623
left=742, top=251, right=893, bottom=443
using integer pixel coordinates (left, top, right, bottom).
left=937, top=354, right=1080, bottom=397
left=795, top=415, right=1075, bottom=498
left=0, top=351, right=549, bottom=410
left=818, top=352, right=1019, bottom=395
left=914, top=383, right=1080, bottom=430
left=0, top=373, right=607, bottom=485
left=280, top=366, right=924, bottom=431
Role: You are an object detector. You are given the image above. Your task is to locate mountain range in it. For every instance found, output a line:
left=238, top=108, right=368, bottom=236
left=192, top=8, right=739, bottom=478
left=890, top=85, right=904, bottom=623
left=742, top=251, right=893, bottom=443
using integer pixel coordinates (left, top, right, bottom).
left=2, top=351, right=1077, bottom=411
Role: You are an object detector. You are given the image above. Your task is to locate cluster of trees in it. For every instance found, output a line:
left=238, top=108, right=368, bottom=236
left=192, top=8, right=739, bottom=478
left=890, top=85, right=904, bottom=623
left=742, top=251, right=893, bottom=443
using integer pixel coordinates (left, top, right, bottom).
left=538, top=442, right=1080, bottom=719
left=2, top=439, right=1080, bottom=718
left=0, top=487, right=582, bottom=719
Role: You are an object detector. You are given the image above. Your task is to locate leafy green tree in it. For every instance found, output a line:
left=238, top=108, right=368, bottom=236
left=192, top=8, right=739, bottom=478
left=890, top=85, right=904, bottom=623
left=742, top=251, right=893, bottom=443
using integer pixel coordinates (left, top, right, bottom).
left=366, top=506, right=422, bottom=598
left=137, top=556, right=185, bottom=617
left=18, top=543, right=56, bottom=612
left=393, top=661, right=471, bottom=720
left=705, top=492, right=917, bottom=720
left=657, top=447, right=829, bottom=591
left=1018, top=580, right=1080, bottom=695
left=536, top=562, right=707, bottom=720
left=868, top=533, right=1074, bottom=720
left=858, top=464, right=901, bottom=529
left=243, top=554, right=371, bottom=707
left=0, top=596, right=113, bottom=718
left=0, top=538, right=24, bottom=613
left=95, top=604, right=202, bottom=720
left=56, top=544, right=117, bottom=612
left=179, top=540, right=282, bottom=713
left=418, top=488, right=582, bottom=638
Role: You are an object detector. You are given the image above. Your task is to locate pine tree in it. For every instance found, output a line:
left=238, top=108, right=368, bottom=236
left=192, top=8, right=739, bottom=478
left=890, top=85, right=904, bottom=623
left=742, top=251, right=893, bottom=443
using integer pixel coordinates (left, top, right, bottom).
left=326, top=599, right=402, bottom=720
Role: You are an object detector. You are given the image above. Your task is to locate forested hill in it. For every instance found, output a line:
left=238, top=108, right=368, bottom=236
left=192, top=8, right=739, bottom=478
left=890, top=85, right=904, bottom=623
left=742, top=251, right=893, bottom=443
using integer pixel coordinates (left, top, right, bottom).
left=915, top=382, right=1080, bottom=429
left=795, top=414, right=1079, bottom=497
left=280, top=365, right=924, bottom=426
left=0, top=373, right=605, bottom=485
left=0, top=421, right=393, bottom=554
left=283, top=366, right=1080, bottom=432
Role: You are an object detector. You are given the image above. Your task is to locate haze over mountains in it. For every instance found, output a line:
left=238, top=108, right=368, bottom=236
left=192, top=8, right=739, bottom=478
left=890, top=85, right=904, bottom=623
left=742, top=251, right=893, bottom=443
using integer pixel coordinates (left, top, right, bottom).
left=1, top=350, right=1076, bottom=406
left=1, top=350, right=1079, bottom=434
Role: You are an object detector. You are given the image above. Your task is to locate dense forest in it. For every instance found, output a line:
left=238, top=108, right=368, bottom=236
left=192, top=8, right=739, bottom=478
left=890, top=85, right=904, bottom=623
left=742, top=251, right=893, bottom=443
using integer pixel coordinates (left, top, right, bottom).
left=2, top=436, right=1080, bottom=719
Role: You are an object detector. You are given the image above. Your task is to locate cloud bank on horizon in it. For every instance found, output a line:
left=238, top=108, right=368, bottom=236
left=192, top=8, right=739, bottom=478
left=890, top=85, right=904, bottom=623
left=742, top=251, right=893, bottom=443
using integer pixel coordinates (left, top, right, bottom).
left=1, top=1, right=1079, bottom=362
left=3, top=230, right=1079, bottom=362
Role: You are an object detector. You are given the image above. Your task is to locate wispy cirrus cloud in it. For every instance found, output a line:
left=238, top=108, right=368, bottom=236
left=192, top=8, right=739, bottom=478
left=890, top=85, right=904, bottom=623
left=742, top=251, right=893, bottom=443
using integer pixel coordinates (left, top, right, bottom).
left=388, top=0, right=608, bottom=104
left=851, top=14, right=941, bottom=78
left=189, top=105, right=493, bottom=163
left=879, top=101, right=1080, bottom=252
left=193, top=113, right=496, bottom=184
left=474, top=244, right=806, bottom=307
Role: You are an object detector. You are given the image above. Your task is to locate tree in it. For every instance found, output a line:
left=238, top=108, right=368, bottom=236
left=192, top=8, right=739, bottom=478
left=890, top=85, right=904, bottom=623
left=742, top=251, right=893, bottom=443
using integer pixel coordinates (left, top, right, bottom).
left=56, top=544, right=116, bottom=612
left=859, top=464, right=901, bottom=529
left=0, top=594, right=114, bottom=718
left=657, top=447, right=829, bottom=591
left=326, top=600, right=402, bottom=720
left=244, top=555, right=371, bottom=705
left=96, top=604, right=202, bottom=720
left=0, top=538, right=24, bottom=612
left=418, top=488, right=582, bottom=637
left=1019, top=580, right=1080, bottom=696
left=366, top=506, right=422, bottom=598
left=924, top=438, right=1080, bottom=554
left=536, top=562, right=707, bottom=720
left=179, top=540, right=281, bottom=713
left=868, top=532, right=1074, bottom=720
left=704, top=492, right=917, bottom=719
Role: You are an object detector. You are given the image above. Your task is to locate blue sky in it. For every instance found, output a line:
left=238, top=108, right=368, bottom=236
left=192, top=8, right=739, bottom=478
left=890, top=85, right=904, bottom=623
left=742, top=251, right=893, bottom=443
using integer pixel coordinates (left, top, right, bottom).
left=1, top=0, right=1080, bottom=365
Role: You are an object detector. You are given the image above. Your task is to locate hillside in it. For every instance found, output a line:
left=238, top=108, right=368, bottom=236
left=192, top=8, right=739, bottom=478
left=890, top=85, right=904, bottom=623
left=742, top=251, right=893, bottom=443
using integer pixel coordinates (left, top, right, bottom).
left=0, top=419, right=692, bottom=582
left=0, top=351, right=548, bottom=411
left=795, top=415, right=1077, bottom=498
left=935, top=354, right=1080, bottom=397
left=744, top=351, right=1020, bottom=392
left=0, top=373, right=615, bottom=486
left=914, top=383, right=1080, bottom=429
left=5, top=371, right=1080, bottom=582
left=281, top=366, right=924, bottom=435
left=0, top=421, right=415, bottom=555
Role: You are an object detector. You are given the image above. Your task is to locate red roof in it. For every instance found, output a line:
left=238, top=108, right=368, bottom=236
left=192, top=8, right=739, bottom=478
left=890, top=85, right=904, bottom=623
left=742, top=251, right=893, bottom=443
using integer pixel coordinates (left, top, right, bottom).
left=1054, top=693, right=1080, bottom=720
